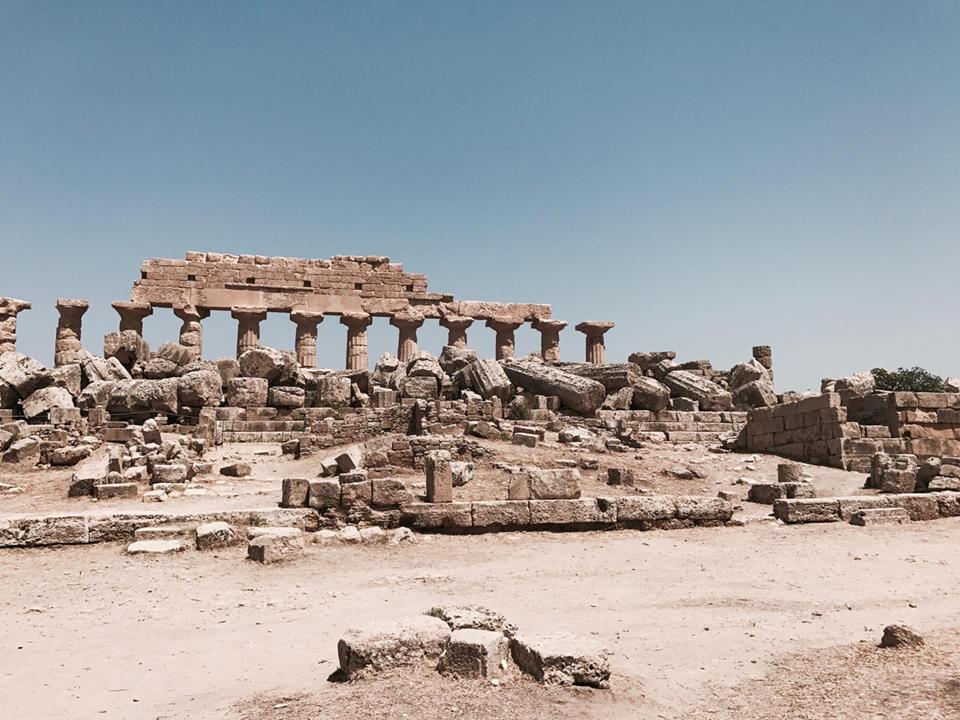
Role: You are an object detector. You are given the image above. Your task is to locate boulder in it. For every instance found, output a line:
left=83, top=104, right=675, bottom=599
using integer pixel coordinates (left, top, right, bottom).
left=48, top=445, right=91, bottom=467
left=21, top=386, right=74, bottom=420
left=880, top=624, right=924, bottom=649
left=463, top=359, right=513, bottom=401
left=450, top=461, right=474, bottom=487
left=728, top=358, right=770, bottom=389
left=401, top=375, right=439, bottom=400
left=225, top=378, right=268, bottom=408
left=268, top=386, right=305, bottom=409
left=630, top=377, right=671, bottom=412
left=108, top=378, right=179, bottom=417
left=2, top=437, right=40, bottom=464
left=528, top=468, right=581, bottom=500
left=407, top=352, right=444, bottom=381
left=601, top=387, right=633, bottom=410
left=317, top=375, right=352, bottom=407
left=438, top=346, right=478, bottom=376
left=834, top=372, right=876, bottom=396
left=337, top=615, right=452, bottom=679
left=0, top=352, right=52, bottom=397
left=238, top=347, right=291, bottom=383
left=50, top=364, right=82, bottom=397
left=220, top=463, right=251, bottom=478
left=0, top=380, right=16, bottom=409
left=501, top=361, right=605, bottom=415
left=662, top=370, right=732, bottom=411
left=732, top=379, right=777, bottom=408
left=565, top=363, right=642, bottom=392
left=178, top=368, right=223, bottom=407
left=103, top=330, right=150, bottom=370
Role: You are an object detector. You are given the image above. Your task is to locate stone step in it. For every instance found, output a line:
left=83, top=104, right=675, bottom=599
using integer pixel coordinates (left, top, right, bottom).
left=849, top=507, right=911, bottom=526
left=134, top=524, right=191, bottom=540
left=126, top=539, right=187, bottom=554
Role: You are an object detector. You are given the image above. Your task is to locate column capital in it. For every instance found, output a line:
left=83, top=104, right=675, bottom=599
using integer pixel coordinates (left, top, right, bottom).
left=291, top=310, right=325, bottom=327
left=56, top=298, right=90, bottom=316
left=174, top=304, right=210, bottom=322
left=532, top=318, right=568, bottom=333
left=485, top=315, right=524, bottom=331
left=439, top=314, right=474, bottom=330
left=574, top=320, right=614, bottom=337
left=389, top=311, right=424, bottom=330
left=231, top=305, right=267, bottom=322
left=340, top=311, right=372, bottom=329
left=112, top=301, right=152, bottom=318
left=0, top=297, right=31, bottom=316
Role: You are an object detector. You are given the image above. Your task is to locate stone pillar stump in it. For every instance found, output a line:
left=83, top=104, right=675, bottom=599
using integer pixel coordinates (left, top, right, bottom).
left=0, top=297, right=31, bottom=354
left=574, top=321, right=614, bottom=365
left=532, top=319, right=567, bottom=363
left=340, top=312, right=372, bottom=371
left=174, top=305, right=210, bottom=360
left=231, top=306, right=267, bottom=358
left=485, top=316, right=524, bottom=361
left=54, top=299, right=89, bottom=366
left=291, top=311, right=324, bottom=367
left=390, top=312, right=424, bottom=363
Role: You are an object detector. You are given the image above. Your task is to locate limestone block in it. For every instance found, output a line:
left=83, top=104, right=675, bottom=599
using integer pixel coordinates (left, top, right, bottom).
left=616, top=495, right=677, bottom=522
left=308, top=479, right=341, bottom=509
left=247, top=531, right=304, bottom=563
left=281, top=478, right=310, bottom=507
left=471, top=500, right=531, bottom=528
left=225, top=378, right=268, bottom=408
left=195, top=521, right=240, bottom=550
left=439, top=629, right=510, bottom=678
left=510, top=633, right=610, bottom=688
left=337, top=615, right=452, bottom=679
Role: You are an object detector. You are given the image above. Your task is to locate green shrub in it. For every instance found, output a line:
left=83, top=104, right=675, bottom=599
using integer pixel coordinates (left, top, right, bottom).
left=871, top=367, right=945, bottom=393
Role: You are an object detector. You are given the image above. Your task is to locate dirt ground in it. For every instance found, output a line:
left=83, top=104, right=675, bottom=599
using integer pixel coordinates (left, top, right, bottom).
left=3, top=517, right=959, bottom=719
left=0, top=431, right=870, bottom=517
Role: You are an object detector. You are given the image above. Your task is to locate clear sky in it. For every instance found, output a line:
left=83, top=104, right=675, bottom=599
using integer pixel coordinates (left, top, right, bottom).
left=1, top=1, right=958, bottom=391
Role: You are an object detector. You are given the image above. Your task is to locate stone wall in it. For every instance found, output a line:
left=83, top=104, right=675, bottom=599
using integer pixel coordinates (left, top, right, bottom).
left=745, top=394, right=848, bottom=467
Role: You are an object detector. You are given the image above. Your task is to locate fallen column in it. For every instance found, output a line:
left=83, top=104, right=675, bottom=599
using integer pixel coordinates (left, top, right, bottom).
left=502, top=360, right=605, bottom=415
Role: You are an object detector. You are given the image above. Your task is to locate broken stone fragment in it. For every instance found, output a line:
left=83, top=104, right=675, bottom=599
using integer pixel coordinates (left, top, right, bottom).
left=219, top=462, right=251, bottom=478
left=880, top=624, right=924, bottom=649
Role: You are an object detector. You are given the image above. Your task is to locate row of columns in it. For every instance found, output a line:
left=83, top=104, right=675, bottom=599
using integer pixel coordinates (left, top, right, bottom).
left=0, top=296, right=617, bottom=370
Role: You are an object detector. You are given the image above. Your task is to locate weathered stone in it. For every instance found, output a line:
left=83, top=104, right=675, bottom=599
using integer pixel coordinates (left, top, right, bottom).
left=472, top=500, right=531, bottom=528
left=153, top=464, right=188, bottom=483
left=732, top=379, right=776, bottom=409
left=281, top=478, right=310, bottom=507
left=371, top=478, right=414, bottom=507
left=220, top=463, right=251, bottom=478
left=835, top=371, right=876, bottom=396
left=21, top=386, right=74, bottom=420
left=177, top=368, right=223, bottom=407
left=565, top=363, right=642, bottom=392
left=340, top=480, right=371, bottom=506
left=103, top=329, right=150, bottom=370
left=528, top=468, right=581, bottom=500
left=3, top=437, right=40, bottom=464
left=49, top=445, right=91, bottom=467
left=0, top=352, right=51, bottom=397
left=335, top=448, right=362, bottom=473
left=308, top=479, right=341, bottom=509
left=773, top=498, right=840, bottom=523
left=510, top=633, right=610, bottom=688
left=50, top=363, right=82, bottom=397
left=529, top=498, right=616, bottom=526
left=630, top=376, right=671, bottom=412
left=439, top=629, right=510, bottom=678
left=195, top=521, right=240, bottom=550
left=450, top=461, right=474, bottom=487
left=849, top=507, right=910, bottom=526
left=80, top=353, right=130, bottom=384
left=778, top=463, right=805, bottom=483
left=662, top=370, right=732, bottom=411
left=606, top=467, right=635, bottom=486
left=427, top=605, right=517, bottom=637
left=426, top=450, right=453, bottom=503
left=400, top=502, right=473, bottom=530
left=247, top=531, right=304, bottom=563
left=880, top=625, right=924, bottom=649
left=729, top=358, right=770, bottom=389
left=337, top=615, right=452, bottom=679
left=401, top=374, right=439, bottom=400
left=94, top=483, right=139, bottom=500
left=238, top=347, right=290, bottom=382
left=225, top=377, right=268, bottom=407
left=127, top=539, right=186, bottom=555
left=502, top=361, right=605, bottom=415
left=617, top=495, right=677, bottom=522
left=317, top=375, right=352, bottom=408
left=674, top=495, right=734, bottom=522
left=268, top=386, right=305, bottom=409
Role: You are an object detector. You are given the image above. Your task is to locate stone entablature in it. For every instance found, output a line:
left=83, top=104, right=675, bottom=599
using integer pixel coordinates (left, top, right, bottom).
left=131, top=252, right=551, bottom=321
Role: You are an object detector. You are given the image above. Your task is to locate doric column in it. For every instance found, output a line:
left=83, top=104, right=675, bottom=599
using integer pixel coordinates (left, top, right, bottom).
left=485, top=316, right=524, bottom=361
left=174, top=305, right=210, bottom=360
left=54, top=299, right=89, bottom=366
left=532, top=319, right=567, bottom=363
left=340, top=312, right=372, bottom=371
left=390, top=311, right=424, bottom=363
left=111, top=301, right=153, bottom=334
left=753, top=345, right=773, bottom=384
left=0, top=297, right=31, bottom=354
left=291, top=311, right=324, bottom=367
left=231, top=306, right=267, bottom=358
left=575, top=321, right=614, bottom=365
left=439, top=315, right=473, bottom=349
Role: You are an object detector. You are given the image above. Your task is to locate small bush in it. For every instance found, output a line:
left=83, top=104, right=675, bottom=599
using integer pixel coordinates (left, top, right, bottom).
left=871, top=367, right=945, bottom=393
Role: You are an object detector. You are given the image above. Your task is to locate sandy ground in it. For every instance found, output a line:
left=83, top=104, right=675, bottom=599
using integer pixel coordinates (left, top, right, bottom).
left=2, top=517, right=960, bottom=719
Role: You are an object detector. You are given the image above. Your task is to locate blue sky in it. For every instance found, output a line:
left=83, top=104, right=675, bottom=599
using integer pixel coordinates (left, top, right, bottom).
left=1, top=1, right=958, bottom=390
